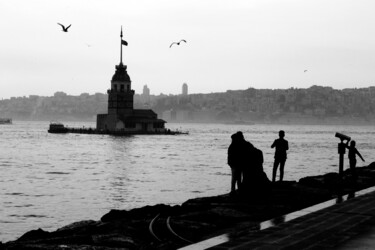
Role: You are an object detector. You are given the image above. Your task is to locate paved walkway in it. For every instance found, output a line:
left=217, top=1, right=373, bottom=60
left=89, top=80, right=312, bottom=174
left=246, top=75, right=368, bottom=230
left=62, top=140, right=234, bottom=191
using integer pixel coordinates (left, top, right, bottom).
left=180, top=186, right=375, bottom=249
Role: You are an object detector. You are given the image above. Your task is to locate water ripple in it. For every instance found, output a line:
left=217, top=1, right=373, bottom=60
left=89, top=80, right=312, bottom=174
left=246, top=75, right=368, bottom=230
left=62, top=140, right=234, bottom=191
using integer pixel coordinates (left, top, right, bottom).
left=45, top=172, right=70, bottom=175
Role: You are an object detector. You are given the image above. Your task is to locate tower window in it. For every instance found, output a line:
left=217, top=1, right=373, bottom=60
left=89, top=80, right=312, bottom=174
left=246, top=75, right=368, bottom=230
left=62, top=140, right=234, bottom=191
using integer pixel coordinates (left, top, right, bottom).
left=120, top=84, right=124, bottom=92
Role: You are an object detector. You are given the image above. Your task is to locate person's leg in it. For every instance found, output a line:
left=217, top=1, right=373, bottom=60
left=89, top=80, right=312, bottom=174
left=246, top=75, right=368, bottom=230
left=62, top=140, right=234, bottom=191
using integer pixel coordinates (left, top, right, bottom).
left=231, top=168, right=236, bottom=192
left=272, top=160, right=279, bottom=182
left=235, top=169, right=242, bottom=190
left=279, top=160, right=286, bottom=181
left=350, top=160, right=357, bottom=181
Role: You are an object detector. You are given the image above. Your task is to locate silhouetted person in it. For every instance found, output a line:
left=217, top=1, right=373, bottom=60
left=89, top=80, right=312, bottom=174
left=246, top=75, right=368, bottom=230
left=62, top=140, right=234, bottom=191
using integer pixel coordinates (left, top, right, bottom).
left=241, top=142, right=255, bottom=189
left=241, top=143, right=270, bottom=197
left=228, top=131, right=252, bottom=194
left=346, top=140, right=365, bottom=181
left=271, top=130, right=289, bottom=182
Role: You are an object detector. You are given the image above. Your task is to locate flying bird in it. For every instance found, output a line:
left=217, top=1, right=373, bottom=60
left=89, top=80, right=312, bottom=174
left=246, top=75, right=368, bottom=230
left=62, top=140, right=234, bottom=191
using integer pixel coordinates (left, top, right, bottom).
left=169, top=39, right=187, bottom=48
left=304, top=70, right=308, bottom=73
left=57, top=23, right=71, bottom=32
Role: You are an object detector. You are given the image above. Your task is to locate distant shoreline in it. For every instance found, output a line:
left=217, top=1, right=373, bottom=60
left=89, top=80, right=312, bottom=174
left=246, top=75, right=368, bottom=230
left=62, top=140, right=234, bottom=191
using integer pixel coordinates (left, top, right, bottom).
left=6, top=116, right=375, bottom=126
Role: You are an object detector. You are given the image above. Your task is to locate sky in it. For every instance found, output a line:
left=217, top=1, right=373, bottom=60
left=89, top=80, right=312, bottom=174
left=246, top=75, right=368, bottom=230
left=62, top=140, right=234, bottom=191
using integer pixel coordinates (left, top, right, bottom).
left=1, top=0, right=375, bottom=99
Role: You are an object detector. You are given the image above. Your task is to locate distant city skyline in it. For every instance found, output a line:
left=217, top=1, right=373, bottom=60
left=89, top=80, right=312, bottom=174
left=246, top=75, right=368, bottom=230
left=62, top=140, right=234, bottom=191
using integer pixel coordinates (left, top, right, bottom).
left=2, top=0, right=375, bottom=99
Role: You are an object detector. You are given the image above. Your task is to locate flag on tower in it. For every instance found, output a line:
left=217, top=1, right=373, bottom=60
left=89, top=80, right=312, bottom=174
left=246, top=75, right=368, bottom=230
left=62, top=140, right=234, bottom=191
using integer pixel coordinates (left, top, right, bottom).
left=121, top=39, right=128, bottom=46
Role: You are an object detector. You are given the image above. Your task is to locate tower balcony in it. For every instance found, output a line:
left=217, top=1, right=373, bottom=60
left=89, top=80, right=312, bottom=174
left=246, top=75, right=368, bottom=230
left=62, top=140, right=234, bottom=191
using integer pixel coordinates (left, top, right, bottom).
left=107, top=89, right=135, bottom=94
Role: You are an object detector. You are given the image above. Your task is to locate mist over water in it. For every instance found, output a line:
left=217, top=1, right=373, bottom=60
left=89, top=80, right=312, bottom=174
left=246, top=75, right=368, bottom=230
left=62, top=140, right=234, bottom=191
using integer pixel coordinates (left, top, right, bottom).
left=1, top=121, right=374, bottom=241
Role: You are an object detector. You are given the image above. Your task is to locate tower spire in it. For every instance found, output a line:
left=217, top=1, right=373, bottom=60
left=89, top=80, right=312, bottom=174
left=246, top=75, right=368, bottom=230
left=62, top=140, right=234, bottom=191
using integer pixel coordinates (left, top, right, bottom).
left=120, top=26, right=123, bottom=65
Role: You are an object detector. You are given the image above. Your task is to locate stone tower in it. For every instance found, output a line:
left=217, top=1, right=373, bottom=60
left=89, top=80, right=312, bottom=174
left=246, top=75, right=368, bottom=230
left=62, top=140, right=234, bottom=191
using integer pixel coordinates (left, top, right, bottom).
left=96, top=27, right=166, bottom=133
left=107, top=63, right=134, bottom=115
left=107, top=28, right=134, bottom=116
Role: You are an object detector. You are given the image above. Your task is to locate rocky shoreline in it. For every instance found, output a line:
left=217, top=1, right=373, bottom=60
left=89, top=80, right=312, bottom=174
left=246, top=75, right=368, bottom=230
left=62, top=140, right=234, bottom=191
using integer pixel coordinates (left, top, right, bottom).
left=2, top=163, right=375, bottom=250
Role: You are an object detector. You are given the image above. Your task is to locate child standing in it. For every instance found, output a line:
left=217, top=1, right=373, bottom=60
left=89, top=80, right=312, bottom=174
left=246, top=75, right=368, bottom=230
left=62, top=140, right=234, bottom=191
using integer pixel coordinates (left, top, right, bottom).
left=347, top=140, right=365, bottom=180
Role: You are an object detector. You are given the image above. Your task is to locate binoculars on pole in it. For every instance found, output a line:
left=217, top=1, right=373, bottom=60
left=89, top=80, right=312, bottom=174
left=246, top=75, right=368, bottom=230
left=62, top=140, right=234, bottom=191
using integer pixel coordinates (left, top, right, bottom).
left=335, top=132, right=351, bottom=142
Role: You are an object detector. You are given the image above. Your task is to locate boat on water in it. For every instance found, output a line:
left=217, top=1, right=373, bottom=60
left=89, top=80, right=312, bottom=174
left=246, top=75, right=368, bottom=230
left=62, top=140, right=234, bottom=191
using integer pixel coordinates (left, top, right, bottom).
left=0, top=118, right=12, bottom=124
left=48, top=122, right=69, bottom=133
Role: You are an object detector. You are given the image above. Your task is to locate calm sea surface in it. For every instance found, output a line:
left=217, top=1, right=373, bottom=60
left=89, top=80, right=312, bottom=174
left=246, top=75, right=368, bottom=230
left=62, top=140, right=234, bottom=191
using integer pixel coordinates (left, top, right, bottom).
left=1, top=121, right=374, bottom=241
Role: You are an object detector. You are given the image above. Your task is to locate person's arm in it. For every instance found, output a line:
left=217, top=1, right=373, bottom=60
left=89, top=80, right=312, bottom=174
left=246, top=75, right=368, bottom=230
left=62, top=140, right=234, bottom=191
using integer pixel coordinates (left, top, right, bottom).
left=356, top=149, right=365, bottom=162
left=286, top=141, right=289, bottom=151
left=271, top=140, right=276, bottom=148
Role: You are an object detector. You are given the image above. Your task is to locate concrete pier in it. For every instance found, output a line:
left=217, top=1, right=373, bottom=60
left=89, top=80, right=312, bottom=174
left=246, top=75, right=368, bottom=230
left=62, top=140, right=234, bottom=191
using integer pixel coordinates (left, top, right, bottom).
left=182, top=186, right=375, bottom=249
left=65, top=127, right=187, bottom=135
left=48, top=123, right=188, bottom=135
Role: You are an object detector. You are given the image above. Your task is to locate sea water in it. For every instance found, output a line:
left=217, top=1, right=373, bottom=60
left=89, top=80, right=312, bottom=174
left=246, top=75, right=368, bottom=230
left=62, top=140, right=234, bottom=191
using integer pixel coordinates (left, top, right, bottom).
left=1, top=121, right=374, bottom=241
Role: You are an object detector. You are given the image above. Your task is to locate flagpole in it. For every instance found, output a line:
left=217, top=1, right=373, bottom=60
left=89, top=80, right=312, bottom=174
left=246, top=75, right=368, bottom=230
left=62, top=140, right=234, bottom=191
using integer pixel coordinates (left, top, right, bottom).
left=120, top=26, right=123, bottom=65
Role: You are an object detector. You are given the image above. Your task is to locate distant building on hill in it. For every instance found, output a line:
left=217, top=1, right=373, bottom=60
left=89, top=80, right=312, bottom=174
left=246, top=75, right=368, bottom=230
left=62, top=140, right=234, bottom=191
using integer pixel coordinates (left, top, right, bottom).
left=143, top=85, right=150, bottom=97
left=141, top=85, right=151, bottom=106
left=96, top=29, right=166, bottom=132
left=182, top=83, right=188, bottom=96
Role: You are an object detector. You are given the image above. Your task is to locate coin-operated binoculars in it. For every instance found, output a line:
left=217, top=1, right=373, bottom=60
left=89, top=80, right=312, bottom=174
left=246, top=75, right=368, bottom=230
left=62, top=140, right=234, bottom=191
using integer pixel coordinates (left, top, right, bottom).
left=335, top=133, right=351, bottom=177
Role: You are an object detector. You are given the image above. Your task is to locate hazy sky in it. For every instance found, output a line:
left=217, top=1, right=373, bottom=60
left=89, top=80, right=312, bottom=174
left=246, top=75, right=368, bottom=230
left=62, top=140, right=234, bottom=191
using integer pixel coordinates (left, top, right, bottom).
left=1, top=0, right=375, bottom=99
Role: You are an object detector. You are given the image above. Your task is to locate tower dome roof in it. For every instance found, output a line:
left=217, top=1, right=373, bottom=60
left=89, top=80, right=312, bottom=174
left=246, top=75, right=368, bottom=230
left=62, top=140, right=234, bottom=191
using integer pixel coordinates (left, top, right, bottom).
left=111, top=63, right=131, bottom=82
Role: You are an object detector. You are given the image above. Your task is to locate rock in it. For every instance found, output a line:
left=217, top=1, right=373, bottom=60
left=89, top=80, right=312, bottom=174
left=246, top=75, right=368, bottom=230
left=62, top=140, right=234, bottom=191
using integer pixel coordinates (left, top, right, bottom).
left=92, top=233, right=137, bottom=248
left=299, top=175, right=324, bottom=188
left=101, top=204, right=178, bottom=222
left=368, top=161, right=375, bottom=169
left=56, top=220, right=99, bottom=234
left=100, top=209, right=129, bottom=222
left=17, top=228, right=50, bottom=241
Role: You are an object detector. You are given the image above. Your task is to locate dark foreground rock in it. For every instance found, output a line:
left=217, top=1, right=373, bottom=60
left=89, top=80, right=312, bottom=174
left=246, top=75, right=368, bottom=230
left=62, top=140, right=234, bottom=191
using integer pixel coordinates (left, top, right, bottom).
left=3, top=164, right=375, bottom=250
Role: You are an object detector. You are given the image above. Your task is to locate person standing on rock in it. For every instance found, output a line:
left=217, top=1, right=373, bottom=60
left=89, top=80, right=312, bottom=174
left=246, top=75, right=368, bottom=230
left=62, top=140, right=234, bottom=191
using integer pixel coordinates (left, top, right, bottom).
left=228, top=131, right=252, bottom=195
left=241, top=143, right=271, bottom=195
left=271, top=130, right=289, bottom=182
left=346, top=140, right=365, bottom=180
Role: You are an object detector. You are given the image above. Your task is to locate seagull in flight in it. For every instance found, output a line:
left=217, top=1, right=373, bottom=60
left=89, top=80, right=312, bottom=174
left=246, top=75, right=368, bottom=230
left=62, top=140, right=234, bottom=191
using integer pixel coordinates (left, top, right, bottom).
left=57, top=23, right=71, bottom=32
left=169, top=39, right=187, bottom=48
